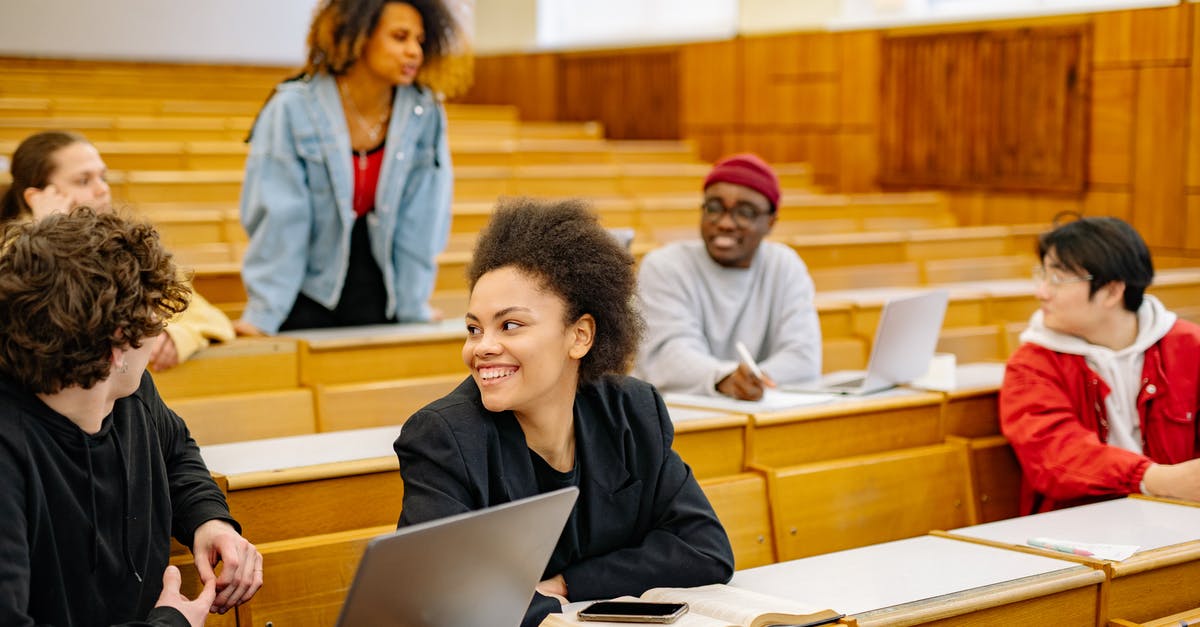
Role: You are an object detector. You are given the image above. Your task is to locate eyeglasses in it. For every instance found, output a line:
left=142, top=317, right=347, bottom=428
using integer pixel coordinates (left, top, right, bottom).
left=700, top=198, right=771, bottom=228
left=1032, top=265, right=1093, bottom=288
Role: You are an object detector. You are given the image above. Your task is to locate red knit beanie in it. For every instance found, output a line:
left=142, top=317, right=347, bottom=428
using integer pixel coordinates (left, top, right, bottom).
left=702, top=153, right=780, bottom=209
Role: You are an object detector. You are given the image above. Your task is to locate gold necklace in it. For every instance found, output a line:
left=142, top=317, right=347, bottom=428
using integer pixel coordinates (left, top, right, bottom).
left=339, top=80, right=390, bottom=170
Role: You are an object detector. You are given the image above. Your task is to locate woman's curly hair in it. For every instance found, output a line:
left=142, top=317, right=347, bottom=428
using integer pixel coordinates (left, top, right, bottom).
left=0, top=207, right=190, bottom=394
left=302, top=0, right=472, bottom=96
left=467, top=198, right=644, bottom=383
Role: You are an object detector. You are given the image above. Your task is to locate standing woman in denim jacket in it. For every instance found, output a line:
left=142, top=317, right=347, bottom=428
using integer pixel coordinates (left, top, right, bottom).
left=236, top=0, right=470, bottom=335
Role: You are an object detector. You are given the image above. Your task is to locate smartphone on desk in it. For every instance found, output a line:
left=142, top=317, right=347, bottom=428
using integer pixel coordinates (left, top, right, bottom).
left=577, top=600, right=689, bottom=623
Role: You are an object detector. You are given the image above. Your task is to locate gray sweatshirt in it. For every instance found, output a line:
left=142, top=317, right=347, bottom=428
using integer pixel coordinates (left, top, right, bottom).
left=633, top=240, right=822, bottom=395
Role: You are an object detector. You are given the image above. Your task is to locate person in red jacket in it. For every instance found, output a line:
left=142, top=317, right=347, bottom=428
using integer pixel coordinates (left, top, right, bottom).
left=1000, top=216, right=1200, bottom=514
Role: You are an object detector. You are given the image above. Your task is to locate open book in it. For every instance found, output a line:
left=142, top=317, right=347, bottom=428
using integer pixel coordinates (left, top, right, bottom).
left=542, top=584, right=844, bottom=627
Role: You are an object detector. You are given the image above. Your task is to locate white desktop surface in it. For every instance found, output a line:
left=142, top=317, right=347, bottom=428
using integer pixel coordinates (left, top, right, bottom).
left=729, top=535, right=1081, bottom=616
left=200, top=425, right=401, bottom=476
left=949, top=498, right=1200, bottom=553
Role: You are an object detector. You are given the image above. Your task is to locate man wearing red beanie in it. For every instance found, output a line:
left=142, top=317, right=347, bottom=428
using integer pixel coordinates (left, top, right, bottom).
left=632, top=153, right=822, bottom=400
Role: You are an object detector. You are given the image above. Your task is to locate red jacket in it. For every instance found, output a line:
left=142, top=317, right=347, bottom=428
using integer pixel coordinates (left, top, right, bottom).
left=1000, top=320, right=1200, bottom=514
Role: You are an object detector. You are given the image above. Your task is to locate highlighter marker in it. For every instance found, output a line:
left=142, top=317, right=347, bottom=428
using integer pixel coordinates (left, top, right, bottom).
left=1026, top=537, right=1094, bottom=557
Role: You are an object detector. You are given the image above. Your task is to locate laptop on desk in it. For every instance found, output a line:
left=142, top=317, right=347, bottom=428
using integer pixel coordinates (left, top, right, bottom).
left=336, top=487, right=578, bottom=627
left=785, top=289, right=950, bottom=396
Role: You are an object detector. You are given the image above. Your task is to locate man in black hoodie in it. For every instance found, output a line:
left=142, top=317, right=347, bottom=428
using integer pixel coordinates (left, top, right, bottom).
left=0, top=208, right=263, bottom=626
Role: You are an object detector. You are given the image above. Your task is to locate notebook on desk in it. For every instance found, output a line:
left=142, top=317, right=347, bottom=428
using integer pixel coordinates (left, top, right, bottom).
left=335, top=487, right=578, bottom=627
left=785, top=290, right=950, bottom=396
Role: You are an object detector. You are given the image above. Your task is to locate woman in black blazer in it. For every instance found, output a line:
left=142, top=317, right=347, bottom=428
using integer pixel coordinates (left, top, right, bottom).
left=394, top=198, right=734, bottom=626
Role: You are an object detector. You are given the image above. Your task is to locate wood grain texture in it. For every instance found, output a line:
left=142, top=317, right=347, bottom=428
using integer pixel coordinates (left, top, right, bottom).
left=1093, top=5, right=1191, bottom=67
left=1132, top=66, right=1188, bottom=249
left=879, top=25, right=1089, bottom=193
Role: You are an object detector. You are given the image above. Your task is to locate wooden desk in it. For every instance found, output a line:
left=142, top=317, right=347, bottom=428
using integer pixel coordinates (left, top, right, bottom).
left=152, top=336, right=299, bottom=400
left=284, top=321, right=468, bottom=386
left=944, top=496, right=1200, bottom=624
left=941, top=362, right=1005, bottom=438
left=731, top=535, right=1104, bottom=626
left=747, top=389, right=945, bottom=468
left=201, top=426, right=403, bottom=544
left=938, top=363, right=1022, bottom=523
left=666, top=405, right=749, bottom=479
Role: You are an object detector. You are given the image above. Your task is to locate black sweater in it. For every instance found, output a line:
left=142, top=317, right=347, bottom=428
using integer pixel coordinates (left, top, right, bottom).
left=0, top=372, right=237, bottom=627
left=395, top=375, right=735, bottom=627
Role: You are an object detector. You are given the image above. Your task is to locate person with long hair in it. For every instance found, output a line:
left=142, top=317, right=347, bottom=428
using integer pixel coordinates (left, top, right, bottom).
left=236, top=0, right=469, bottom=335
left=1, top=130, right=236, bottom=371
left=395, top=198, right=734, bottom=627
left=0, top=208, right=262, bottom=626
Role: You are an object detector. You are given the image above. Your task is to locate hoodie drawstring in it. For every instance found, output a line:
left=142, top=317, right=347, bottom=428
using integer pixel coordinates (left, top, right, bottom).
left=110, top=432, right=142, bottom=583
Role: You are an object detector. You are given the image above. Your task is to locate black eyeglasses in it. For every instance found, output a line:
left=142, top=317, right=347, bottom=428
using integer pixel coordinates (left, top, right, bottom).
left=700, top=198, right=772, bottom=228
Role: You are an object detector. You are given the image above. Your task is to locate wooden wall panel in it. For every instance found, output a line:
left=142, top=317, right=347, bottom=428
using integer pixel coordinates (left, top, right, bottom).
left=1189, top=4, right=1200, bottom=188
left=1093, top=5, right=1191, bottom=67
left=679, top=40, right=740, bottom=127
left=1084, top=190, right=1134, bottom=223
left=879, top=26, right=1089, bottom=193
left=1132, top=66, right=1188, bottom=249
left=838, top=31, right=881, bottom=127
left=838, top=131, right=878, bottom=192
left=1089, top=68, right=1136, bottom=186
left=457, top=53, right=558, bottom=121
left=742, top=33, right=840, bottom=127
left=558, top=49, right=680, bottom=139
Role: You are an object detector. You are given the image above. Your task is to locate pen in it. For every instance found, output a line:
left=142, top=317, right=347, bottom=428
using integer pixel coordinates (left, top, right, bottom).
left=1026, top=537, right=1094, bottom=557
left=735, top=341, right=766, bottom=381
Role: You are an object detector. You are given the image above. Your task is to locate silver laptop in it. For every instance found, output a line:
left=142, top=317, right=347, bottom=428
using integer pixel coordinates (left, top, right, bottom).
left=788, top=290, right=950, bottom=395
left=336, top=487, right=579, bottom=627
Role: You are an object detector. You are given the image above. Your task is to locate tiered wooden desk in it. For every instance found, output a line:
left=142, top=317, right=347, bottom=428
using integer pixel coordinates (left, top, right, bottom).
left=200, top=426, right=403, bottom=545
left=282, top=321, right=469, bottom=385
left=942, top=496, right=1200, bottom=624
left=729, top=535, right=1104, bottom=626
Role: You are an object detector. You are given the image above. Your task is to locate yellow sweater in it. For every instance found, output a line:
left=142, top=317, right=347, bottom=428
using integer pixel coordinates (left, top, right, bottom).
left=166, top=288, right=235, bottom=362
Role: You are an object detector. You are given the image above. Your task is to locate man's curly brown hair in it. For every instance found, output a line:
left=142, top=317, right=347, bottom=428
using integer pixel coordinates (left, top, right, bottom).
left=467, top=198, right=644, bottom=383
left=0, top=207, right=190, bottom=394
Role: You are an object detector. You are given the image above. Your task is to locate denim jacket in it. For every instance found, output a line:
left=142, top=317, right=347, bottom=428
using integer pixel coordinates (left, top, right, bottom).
left=239, top=73, right=452, bottom=333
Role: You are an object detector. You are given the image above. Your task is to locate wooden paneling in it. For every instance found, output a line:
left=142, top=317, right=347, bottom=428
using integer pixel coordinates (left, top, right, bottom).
left=838, top=131, right=878, bottom=192
left=838, top=31, right=881, bottom=127
left=1190, top=4, right=1200, bottom=189
left=679, top=39, right=740, bottom=128
left=1093, top=5, right=1191, bottom=67
left=879, top=26, right=1089, bottom=193
left=1132, top=66, right=1188, bottom=249
left=1084, top=190, right=1133, bottom=223
left=558, top=49, right=680, bottom=140
left=1089, top=68, right=1136, bottom=186
left=457, top=53, right=559, bottom=121
left=741, top=33, right=840, bottom=127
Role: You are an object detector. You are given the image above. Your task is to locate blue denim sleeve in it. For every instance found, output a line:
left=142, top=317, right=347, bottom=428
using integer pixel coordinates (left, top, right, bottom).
left=239, top=94, right=314, bottom=333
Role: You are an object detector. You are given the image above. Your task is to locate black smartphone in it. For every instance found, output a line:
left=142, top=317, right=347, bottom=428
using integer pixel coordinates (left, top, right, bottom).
left=577, top=600, right=689, bottom=623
